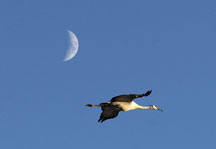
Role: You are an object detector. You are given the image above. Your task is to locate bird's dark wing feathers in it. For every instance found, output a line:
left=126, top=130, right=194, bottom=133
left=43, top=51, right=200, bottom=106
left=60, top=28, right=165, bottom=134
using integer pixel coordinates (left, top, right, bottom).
left=98, top=105, right=120, bottom=123
left=110, top=94, right=137, bottom=102
left=110, top=90, right=152, bottom=102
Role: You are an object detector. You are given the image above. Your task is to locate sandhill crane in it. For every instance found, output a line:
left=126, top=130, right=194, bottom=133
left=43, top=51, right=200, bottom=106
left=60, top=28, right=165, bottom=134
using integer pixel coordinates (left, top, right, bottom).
left=86, top=90, right=163, bottom=123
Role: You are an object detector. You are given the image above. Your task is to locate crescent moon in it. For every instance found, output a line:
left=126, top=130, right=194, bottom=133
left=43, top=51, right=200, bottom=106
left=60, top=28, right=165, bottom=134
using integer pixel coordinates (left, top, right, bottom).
left=63, top=30, right=79, bottom=61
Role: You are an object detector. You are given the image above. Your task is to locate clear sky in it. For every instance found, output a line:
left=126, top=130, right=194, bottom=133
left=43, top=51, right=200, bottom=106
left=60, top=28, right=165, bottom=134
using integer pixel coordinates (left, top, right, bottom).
left=0, top=0, right=216, bottom=148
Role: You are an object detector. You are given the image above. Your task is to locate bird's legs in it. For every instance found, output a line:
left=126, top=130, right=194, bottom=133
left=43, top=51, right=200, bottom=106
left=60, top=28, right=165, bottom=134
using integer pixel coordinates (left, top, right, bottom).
left=86, top=104, right=100, bottom=107
left=86, top=103, right=107, bottom=107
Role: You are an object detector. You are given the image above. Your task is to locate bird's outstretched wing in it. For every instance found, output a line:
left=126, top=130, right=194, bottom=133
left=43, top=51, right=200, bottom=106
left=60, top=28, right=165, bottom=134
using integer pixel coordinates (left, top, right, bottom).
left=98, top=105, right=120, bottom=123
left=110, top=90, right=152, bottom=102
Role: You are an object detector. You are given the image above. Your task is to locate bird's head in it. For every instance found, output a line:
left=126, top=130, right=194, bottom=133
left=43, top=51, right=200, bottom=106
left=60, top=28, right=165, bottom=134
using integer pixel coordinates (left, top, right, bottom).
left=151, top=105, right=163, bottom=112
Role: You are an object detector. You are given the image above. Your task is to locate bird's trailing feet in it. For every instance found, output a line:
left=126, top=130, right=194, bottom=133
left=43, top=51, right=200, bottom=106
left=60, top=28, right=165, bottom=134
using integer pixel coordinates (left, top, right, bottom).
left=86, top=104, right=94, bottom=107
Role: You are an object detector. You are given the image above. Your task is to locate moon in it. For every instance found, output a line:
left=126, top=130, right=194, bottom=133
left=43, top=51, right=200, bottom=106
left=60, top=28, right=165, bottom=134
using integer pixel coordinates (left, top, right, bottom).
left=63, top=30, right=79, bottom=61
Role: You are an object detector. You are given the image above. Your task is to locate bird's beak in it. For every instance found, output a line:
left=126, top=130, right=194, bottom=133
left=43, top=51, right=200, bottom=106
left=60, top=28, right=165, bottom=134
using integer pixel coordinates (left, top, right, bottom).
left=157, top=108, right=163, bottom=112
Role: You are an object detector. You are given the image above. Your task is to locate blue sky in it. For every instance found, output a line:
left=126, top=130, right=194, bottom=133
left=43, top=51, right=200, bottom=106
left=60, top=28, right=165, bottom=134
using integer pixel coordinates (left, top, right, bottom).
left=0, top=0, right=216, bottom=148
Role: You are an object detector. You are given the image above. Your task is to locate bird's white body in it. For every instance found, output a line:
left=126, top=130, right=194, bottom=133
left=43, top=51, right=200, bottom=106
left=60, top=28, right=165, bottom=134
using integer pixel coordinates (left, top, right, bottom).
left=112, top=101, right=144, bottom=111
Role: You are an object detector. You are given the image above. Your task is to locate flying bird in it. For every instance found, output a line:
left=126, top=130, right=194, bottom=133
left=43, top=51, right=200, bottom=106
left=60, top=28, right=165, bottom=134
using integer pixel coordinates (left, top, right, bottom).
left=86, top=90, right=163, bottom=123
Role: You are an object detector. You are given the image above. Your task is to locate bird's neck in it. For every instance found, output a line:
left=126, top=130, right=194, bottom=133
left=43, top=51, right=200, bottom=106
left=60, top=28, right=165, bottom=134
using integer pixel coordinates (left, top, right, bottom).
left=128, top=102, right=151, bottom=111
left=137, top=105, right=152, bottom=110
